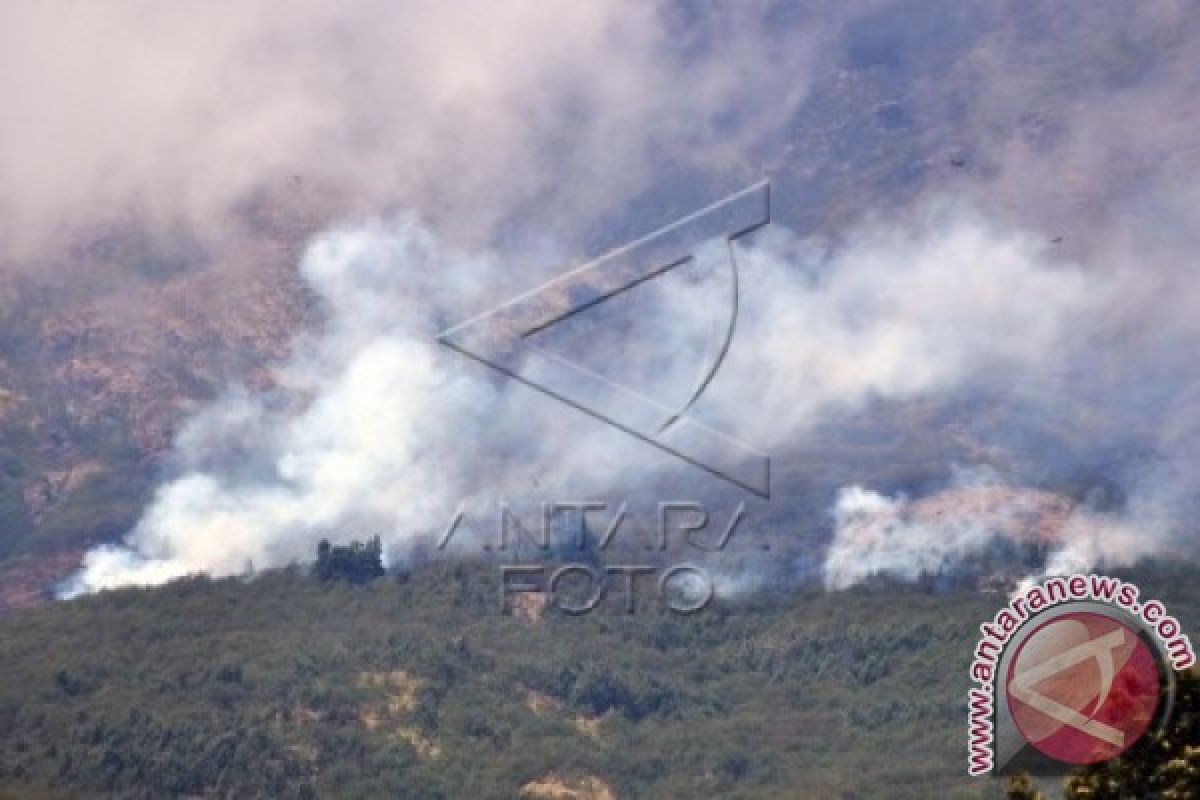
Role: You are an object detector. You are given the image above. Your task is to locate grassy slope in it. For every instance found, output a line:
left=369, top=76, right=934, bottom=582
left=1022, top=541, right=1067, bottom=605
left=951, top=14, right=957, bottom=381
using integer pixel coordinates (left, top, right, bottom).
left=0, top=560, right=1197, bottom=799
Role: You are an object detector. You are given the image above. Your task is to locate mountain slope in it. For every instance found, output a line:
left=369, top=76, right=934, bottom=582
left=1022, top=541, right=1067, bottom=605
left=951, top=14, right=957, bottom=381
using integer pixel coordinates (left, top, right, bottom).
left=0, top=559, right=1196, bottom=798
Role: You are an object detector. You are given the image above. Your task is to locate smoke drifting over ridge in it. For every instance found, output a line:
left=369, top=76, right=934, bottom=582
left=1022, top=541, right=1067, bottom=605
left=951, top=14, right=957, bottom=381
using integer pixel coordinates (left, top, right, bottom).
left=0, top=1, right=816, bottom=269
left=70, top=204, right=1121, bottom=593
left=77, top=169, right=1200, bottom=594
left=0, top=1, right=1195, bottom=594
left=821, top=470, right=1159, bottom=591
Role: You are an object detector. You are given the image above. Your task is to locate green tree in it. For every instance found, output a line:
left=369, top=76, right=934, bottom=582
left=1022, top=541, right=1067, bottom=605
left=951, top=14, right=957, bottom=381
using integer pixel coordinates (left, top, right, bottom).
left=1064, top=667, right=1200, bottom=799
left=313, top=536, right=385, bottom=584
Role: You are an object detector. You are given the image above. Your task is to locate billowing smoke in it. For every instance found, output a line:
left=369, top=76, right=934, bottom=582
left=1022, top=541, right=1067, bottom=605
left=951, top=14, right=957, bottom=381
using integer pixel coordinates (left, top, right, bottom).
left=821, top=469, right=1163, bottom=590
left=25, top=1, right=1200, bottom=595
left=66, top=204, right=1114, bottom=593
left=0, top=1, right=817, bottom=271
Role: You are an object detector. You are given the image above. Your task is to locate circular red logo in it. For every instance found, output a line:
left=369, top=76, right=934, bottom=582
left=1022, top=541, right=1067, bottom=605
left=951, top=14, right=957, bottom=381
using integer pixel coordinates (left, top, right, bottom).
left=1006, top=611, right=1161, bottom=765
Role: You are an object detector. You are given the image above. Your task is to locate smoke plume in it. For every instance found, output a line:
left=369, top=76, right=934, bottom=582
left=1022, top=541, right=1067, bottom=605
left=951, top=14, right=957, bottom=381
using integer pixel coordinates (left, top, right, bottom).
left=5, top=1, right=1194, bottom=594
left=0, top=1, right=816, bottom=270
left=67, top=204, right=1116, bottom=592
left=821, top=470, right=1163, bottom=590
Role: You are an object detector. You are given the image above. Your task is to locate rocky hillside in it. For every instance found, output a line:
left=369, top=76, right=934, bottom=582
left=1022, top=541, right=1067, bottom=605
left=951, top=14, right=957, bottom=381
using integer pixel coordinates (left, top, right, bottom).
left=0, top=192, right=325, bottom=600
left=1, top=2, right=1194, bottom=606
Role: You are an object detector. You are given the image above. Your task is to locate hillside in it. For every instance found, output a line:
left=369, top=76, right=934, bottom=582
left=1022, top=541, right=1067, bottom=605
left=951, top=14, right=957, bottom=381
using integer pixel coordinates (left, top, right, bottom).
left=1, top=3, right=1199, bottom=799
left=0, top=559, right=1196, bottom=799
left=0, top=201, right=320, bottom=596
left=3, top=1, right=1196, bottom=602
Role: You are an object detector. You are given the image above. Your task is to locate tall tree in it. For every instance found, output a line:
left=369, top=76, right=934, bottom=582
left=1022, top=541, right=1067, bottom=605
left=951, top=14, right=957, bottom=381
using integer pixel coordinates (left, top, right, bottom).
left=1064, top=667, right=1200, bottom=798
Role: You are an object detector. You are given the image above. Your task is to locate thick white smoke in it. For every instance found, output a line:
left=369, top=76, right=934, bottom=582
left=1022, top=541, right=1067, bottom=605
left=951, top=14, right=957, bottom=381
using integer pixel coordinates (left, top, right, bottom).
left=0, top=1, right=817, bottom=269
left=66, top=203, right=1113, bottom=593
left=821, top=470, right=1165, bottom=591
left=2, top=1, right=1190, bottom=597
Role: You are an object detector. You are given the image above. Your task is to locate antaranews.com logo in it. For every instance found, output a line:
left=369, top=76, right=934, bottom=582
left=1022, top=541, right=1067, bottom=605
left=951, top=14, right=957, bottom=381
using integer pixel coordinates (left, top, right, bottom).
left=967, top=573, right=1195, bottom=776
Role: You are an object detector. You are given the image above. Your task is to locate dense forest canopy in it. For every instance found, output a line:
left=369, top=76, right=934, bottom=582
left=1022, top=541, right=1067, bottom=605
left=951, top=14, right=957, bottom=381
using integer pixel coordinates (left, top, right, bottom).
left=0, top=558, right=1195, bottom=798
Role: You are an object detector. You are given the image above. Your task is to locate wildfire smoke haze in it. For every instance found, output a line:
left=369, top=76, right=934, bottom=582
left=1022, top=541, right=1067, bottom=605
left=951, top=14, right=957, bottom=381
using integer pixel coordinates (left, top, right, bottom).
left=0, top=2, right=1195, bottom=596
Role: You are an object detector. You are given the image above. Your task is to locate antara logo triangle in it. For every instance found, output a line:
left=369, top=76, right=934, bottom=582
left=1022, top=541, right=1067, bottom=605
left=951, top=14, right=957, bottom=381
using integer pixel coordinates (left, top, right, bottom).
left=438, top=181, right=772, bottom=497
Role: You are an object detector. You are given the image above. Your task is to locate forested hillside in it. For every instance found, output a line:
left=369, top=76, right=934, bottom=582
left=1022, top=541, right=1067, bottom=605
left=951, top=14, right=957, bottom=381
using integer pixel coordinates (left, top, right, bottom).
left=0, top=559, right=1195, bottom=798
